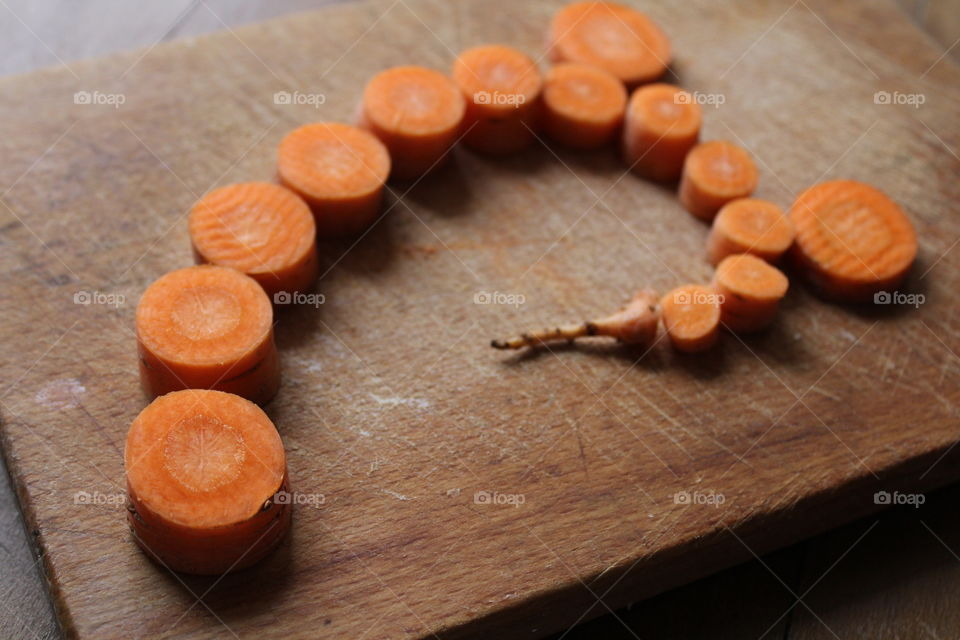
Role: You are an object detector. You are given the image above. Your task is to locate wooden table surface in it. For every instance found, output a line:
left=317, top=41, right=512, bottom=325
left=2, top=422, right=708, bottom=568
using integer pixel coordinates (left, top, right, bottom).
left=1, top=1, right=958, bottom=639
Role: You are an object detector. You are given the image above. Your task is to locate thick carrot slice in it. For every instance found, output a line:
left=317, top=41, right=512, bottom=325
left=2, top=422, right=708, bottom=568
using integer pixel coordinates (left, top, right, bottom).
left=660, top=284, right=721, bottom=353
left=547, top=1, right=670, bottom=87
left=789, top=180, right=917, bottom=301
left=542, top=62, right=626, bottom=149
left=452, top=45, right=543, bottom=154
left=712, top=253, right=789, bottom=333
left=125, top=389, right=290, bottom=575
left=136, top=265, right=279, bottom=405
left=679, top=140, right=758, bottom=221
left=707, top=198, right=795, bottom=265
left=622, top=83, right=701, bottom=182
left=277, top=122, right=390, bottom=237
left=358, top=66, right=466, bottom=179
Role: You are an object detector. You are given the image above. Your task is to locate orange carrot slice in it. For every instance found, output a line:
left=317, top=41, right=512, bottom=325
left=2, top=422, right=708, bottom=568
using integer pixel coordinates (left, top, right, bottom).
left=679, top=140, right=758, bottom=221
left=712, top=253, right=789, bottom=333
left=789, top=180, right=917, bottom=301
left=660, top=284, right=721, bottom=353
left=358, top=66, right=466, bottom=179
left=452, top=44, right=543, bottom=154
left=547, top=1, right=671, bottom=87
left=707, top=198, right=795, bottom=265
left=277, top=122, right=390, bottom=237
left=125, top=389, right=290, bottom=575
left=136, top=265, right=279, bottom=405
left=622, top=83, right=701, bottom=182
left=542, top=62, right=627, bottom=149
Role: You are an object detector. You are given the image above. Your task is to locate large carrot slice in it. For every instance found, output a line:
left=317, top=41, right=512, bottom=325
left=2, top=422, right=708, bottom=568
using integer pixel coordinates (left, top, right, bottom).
left=679, top=140, right=758, bottom=221
left=136, top=265, right=279, bottom=405
left=277, top=122, right=390, bottom=237
left=452, top=44, right=543, bottom=154
left=789, top=180, right=917, bottom=301
left=622, top=83, right=701, bottom=182
left=358, top=66, right=466, bottom=179
left=125, top=389, right=290, bottom=575
left=707, top=198, right=795, bottom=265
left=660, top=284, right=721, bottom=353
left=547, top=1, right=670, bottom=87
left=542, top=62, right=627, bottom=149
left=712, top=253, right=789, bottom=333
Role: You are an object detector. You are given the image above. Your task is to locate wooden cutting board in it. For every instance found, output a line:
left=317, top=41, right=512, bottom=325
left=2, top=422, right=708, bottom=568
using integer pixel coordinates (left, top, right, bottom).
left=0, top=0, right=958, bottom=637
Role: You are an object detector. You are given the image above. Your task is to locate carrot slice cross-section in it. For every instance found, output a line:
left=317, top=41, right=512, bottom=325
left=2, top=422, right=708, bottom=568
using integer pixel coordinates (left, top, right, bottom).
left=707, top=198, right=795, bottom=265
left=543, top=62, right=626, bottom=149
left=623, top=83, right=701, bottom=182
left=679, top=140, right=758, bottom=221
left=712, top=253, right=789, bottom=333
left=660, top=284, right=721, bottom=353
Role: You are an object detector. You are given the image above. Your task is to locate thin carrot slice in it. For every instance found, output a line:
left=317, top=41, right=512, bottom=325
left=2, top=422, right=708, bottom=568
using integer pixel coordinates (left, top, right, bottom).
left=125, top=389, right=290, bottom=575
left=712, top=253, right=789, bottom=333
left=789, top=180, right=917, bottom=301
left=622, top=83, right=701, bottom=182
left=660, top=284, right=721, bottom=353
left=277, top=122, right=390, bottom=237
left=358, top=66, right=466, bottom=179
left=707, top=198, right=795, bottom=265
left=547, top=1, right=671, bottom=87
left=452, top=44, right=543, bottom=154
left=136, top=265, right=279, bottom=405
left=542, top=62, right=626, bottom=149
left=679, top=140, right=758, bottom=221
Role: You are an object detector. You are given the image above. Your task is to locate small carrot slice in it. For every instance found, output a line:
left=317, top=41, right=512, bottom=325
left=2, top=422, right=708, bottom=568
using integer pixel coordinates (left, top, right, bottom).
left=542, top=62, right=626, bottom=149
left=712, top=253, right=789, bottom=333
left=547, top=1, right=671, bottom=87
left=277, top=122, right=390, bottom=237
left=660, top=284, right=721, bottom=353
left=707, top=198, right=795, bottom=265
left=622, top=83, right=701, bottom=182
left=136, top=265, right=279, bottom=405
left=452, top=45, right=543, bottom=154
left=125, top=389, right=290, bottom=575
left=789, top=180, right=917, bottom=301
left=358, top=66, right=466, bottom=179
left=679, top=140, right=758, bottom=221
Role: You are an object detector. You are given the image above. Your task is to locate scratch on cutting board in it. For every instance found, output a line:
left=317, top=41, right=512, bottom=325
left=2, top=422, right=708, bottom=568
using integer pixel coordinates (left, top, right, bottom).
left=35, top=378, right=85, bottom=410
left=369, top=393, right=432, bottom=410
left=380, top=488, right=415, bottom=501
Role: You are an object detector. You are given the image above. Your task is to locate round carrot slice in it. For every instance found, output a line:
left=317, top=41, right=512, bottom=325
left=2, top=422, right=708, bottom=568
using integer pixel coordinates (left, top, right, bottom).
left=622, top=83, right=701, bottom=182
left=277, top=122, right=390, bottom=237
left=713, top=253, right=789, bottom=333
left=358, top=66, right=466, bottom=179
left=125, top=389, right=290, bottom=575
left=679, top=140, right=758, bottom=221
left=660, top=284, right=721, bottom=353
left=707, top=198, right=795, bottom=265
left=542, top=62, right=626, bottom=149
left=789, top=180, right=917, bottom=301
left=452, top=44, right=543, bottom=154
left=136, top=265, right=279, bottom=405
left=547, top=1, right=670, bottom=86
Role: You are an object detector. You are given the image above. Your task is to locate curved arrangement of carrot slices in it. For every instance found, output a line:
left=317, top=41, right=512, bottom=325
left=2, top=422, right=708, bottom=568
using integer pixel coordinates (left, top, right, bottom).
left=679, top=140, right=758, bottom=221
left=189, top=182, right=318, bottom=297
left=713, top=253, right=789, bottom=333
left=622, top=83, right=701, bottom=182
left=660, top=284, right=721, bottom=353
left=358, top=65, right=466, bottom=179
left=707, top=198, right=795, bottom=265
left=789, top=180, right=917, bottom=301
left=125, top=389, right=290, bottom=575
left=547, top=1, right=670, bottom=87
left=542, top=62, right=626, bottom=149
left=452, top=44, right=543, bottom=154
left=135, top=265, right=279, bottom=406
left=277, top=122, right=391, bottom=237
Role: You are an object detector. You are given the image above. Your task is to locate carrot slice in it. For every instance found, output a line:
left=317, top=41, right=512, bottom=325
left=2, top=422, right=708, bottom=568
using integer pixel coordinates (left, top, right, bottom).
left=277, top=122, right=390, bottom=237
left=358, top=66, right=466, bottom=179
left=712, top=253, right=789, bottom=333
left=707, top=198, right=795, bottom=265
left=125, top=389, right=290, bottom=575
left=660, top=284, right=721, bottom=353
left=679, top=140, right=758, bottom=221
left=452, top=45, right=543, bottom=154
left=136, top=265, right=279, bottom=405
left=622, top=83, right=701, bottom=182
left=547, top=1, right=670, bottom=87
left=789, top=180, right=917, bottom=301
left=542, top=62, right=626, bottom=149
